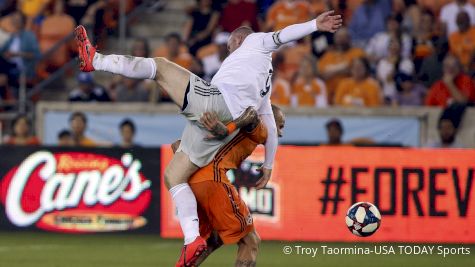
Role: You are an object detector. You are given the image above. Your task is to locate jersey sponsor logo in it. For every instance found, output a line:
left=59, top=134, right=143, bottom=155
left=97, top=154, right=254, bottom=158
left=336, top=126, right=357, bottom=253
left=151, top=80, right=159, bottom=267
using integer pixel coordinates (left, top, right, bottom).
left=0, top=151, right=151, bottom=232
left=260, top=69, right=273, bottom=97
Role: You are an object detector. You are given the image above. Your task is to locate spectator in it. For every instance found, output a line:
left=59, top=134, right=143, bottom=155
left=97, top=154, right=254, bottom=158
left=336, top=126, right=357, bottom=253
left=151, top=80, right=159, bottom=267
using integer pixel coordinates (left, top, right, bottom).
left=376, top=36, right=415, bottom=102
left=366, top=14, right=413, bottom=64
left=115, top=78, right=150, bottom=102
left=183, top=0, right=220, bottom=55
left=119, top=118, right=137, bottom=148
left=394, top=73, right=426, bottom=106
left=0, top=12, right=40, bottom=82
left=38, top=0, right=76, bottom=78
left=449, top=11, right=475, bottom=70
left=440, top=0, right=475, bottom=36
left=318, top=28, right=365, bottom=103
left=291, top=56, right=328, bottom=107
left=197, top=32, right=230, bottom=81
left=394, top=0, right=422, bottom=34
left=418, top=37, right=449, bottom=88
left=334, top=57, right=382, bottom=107
left=69, top=111, right=96, bottom=146
left=325, top=118, right=343, bottom=145
left=108, top=38, right=157, bottom=102
left=425, top=54, right=475, bottom=107
left=69, top=72, right=110, bottom=102
left=3, top=114, right=40, bottom=145
left=266, top=0, right=311, bottom=31
left=430, top=118, right=463, bottom=148
left=427, top=105, right=467, bottom=148
left=219, top=0, right=259, bottom=32
left=57, top=129, right=74, bottom=146
left=412, top=9, right=437, bottom=68
left=348, top=0, right=391, bottom=47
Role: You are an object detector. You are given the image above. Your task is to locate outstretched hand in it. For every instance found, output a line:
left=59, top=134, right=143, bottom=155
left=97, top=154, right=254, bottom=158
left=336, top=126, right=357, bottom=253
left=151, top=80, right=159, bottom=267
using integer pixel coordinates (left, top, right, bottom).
left=316, top=10, right=343, bottom=33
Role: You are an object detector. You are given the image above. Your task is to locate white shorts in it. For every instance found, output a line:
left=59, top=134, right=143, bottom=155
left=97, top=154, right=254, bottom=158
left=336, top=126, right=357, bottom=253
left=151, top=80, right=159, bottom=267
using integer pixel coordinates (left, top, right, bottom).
left=178, top=75, right=237, bottom=167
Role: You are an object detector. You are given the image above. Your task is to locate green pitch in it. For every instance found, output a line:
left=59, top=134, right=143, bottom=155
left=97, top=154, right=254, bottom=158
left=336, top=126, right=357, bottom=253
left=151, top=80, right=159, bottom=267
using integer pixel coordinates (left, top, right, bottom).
left=0, top=232, right=473, bottom=267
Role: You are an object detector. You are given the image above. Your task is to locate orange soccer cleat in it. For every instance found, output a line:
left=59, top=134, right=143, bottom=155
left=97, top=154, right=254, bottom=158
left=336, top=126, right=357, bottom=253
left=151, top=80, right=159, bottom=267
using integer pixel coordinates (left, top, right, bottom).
left=175, top=236, right=208, bottom=267
left=74, top=25, right=96, bottom=72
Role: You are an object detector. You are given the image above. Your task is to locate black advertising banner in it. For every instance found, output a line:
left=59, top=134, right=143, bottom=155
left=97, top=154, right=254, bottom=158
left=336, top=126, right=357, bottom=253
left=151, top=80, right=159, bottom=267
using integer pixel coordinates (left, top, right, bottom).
left=0, top=146, right=161, bottom=233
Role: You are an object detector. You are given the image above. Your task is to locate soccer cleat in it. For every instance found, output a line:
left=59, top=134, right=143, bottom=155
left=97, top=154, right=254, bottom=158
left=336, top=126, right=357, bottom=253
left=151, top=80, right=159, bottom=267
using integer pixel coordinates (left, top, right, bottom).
left=175, top=236, right=207, bottom=267
left=75, top=25, right=96, bottom=72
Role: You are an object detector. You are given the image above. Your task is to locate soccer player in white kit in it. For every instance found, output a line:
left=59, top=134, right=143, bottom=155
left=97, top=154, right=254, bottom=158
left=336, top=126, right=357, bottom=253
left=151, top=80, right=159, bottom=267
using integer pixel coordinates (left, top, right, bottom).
left=75, top=11, right=342, bottom=266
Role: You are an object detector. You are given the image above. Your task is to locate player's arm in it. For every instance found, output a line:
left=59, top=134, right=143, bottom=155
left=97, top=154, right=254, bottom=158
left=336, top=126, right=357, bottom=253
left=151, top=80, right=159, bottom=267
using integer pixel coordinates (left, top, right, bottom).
left=262, top=10, right=342, bottom=50
left=200, top=106, right=259, bottom=140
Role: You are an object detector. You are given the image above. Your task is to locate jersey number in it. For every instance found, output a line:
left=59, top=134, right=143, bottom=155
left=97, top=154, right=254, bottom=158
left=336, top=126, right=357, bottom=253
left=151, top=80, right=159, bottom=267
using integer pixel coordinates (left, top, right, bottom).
left=260, top=69, right=273, bottom=97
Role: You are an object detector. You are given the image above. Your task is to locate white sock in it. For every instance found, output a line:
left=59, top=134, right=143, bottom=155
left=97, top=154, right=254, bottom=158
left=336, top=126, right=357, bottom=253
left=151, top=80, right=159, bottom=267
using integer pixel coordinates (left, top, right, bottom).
left=92, top=53, right=157, bottom=79
left=169, top=183, right=200, bottom=245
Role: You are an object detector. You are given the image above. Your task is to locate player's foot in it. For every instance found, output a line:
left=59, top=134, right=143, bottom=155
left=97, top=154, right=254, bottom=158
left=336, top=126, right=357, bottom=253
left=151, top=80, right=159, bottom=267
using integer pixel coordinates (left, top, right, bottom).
left=74, top=25, right=96, bottom=72
left=175, top=236, right=207, bottom=267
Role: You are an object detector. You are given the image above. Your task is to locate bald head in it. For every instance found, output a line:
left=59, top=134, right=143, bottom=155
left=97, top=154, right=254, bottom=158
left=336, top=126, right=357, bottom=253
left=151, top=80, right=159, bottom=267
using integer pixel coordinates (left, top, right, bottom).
left=228, top=27, right=254, bottom=53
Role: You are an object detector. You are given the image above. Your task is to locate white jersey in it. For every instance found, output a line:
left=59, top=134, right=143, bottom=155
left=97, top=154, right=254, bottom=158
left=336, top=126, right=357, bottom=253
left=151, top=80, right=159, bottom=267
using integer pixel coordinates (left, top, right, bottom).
left=211, top=32, right=277, bottom=119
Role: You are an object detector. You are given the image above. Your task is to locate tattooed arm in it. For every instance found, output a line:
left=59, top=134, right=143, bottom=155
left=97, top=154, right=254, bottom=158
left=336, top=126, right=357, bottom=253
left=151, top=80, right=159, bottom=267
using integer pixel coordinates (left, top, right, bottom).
left=200, top=106, right=259, bottom=140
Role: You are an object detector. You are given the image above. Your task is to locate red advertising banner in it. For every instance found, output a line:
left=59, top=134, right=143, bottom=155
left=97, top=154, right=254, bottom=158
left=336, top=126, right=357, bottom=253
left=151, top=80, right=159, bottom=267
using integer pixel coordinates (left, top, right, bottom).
left=0, top=147, right=161, bottom=233
left=161, top=146, right=475, bottom=243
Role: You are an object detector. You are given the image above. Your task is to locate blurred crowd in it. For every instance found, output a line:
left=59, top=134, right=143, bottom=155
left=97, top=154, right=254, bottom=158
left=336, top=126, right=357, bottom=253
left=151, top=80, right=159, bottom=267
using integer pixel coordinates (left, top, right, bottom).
left=1, top=0, right=475, bottom=147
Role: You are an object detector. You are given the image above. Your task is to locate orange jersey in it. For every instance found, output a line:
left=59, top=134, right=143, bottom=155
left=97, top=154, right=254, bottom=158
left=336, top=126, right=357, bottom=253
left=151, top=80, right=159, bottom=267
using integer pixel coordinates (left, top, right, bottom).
left=449, top=27, right=475, bottom=68
left=271, top=77, right=292, bottom=106
left=317, top=48, right=365, bottom=101
left=334, top=77, right=382, bottom=107
left=189, top=121, right=268, bottom=185
left=266, top=1, right=311, bottom=31
left=292, top=77, right=326, bottom=107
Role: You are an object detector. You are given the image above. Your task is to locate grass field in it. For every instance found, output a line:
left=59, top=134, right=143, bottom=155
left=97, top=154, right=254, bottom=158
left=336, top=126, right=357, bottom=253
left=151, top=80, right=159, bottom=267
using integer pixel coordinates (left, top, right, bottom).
left=0, top=232, right=473, bottom=267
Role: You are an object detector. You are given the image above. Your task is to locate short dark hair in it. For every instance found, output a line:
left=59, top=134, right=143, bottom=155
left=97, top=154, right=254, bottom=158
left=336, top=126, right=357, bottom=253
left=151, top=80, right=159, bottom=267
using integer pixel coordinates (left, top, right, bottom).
left=120, top=119, right=136, bottom=134
left=438, top=104, right=467, bottom=130
left=326, top=118, right=343, bottom=133
left=69, top=112, right=87, bottom=124
left=58, top=129, right=72, bottom=139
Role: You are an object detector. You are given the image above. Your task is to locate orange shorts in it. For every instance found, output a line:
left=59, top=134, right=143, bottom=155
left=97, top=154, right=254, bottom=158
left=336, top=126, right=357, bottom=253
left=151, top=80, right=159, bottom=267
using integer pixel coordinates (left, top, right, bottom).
left=190, top=181, right=254, bottom=244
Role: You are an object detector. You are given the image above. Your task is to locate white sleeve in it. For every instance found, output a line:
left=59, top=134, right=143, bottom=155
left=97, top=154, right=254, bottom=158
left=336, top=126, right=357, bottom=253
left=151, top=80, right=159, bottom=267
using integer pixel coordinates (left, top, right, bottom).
left=262, top=19, right=318, bottom=51
left=258, top=95, right=277, bottom=168
left=261, top=113, right=278, bottom=169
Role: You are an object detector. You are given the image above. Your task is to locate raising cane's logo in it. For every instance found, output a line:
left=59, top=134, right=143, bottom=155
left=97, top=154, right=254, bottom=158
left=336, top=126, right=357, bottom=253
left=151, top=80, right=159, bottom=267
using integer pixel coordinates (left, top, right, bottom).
left=0, top=151, right=152, bottom=233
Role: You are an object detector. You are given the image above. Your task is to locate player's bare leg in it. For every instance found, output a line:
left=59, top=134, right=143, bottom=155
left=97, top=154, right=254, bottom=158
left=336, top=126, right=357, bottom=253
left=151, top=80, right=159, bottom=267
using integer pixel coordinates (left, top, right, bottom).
left=235, top=230, right=261, bottom=267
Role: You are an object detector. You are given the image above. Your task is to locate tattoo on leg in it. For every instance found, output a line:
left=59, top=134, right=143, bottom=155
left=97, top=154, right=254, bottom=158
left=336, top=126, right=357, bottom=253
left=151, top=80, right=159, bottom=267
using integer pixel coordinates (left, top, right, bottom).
left=235, top=260, right=257, bottom=267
